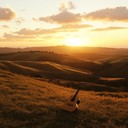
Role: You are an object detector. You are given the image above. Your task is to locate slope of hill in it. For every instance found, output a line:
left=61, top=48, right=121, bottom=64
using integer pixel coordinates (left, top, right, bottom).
left=97, top=54, right=128, bottom=63
left=0, top=51, right=128, bottom=81
left=0, top=51, right=128, bottom=78
left=0, top=51, right=101, bottom=72
left=98, top=61, right=128, bottom=77
left=96, top=55, right=128, bottom=77
left=0, top=60, right=92, bottom=81
left=0, top=69, right=128, bottom=128
left=0, top=51, right=98, bottom=63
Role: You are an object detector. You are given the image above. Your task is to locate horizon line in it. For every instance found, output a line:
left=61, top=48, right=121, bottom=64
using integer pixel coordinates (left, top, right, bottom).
left=0, top=45, right=128, bottom=49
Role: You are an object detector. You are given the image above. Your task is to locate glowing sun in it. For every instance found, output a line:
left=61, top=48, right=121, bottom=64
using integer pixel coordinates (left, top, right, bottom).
left=64, top=37, right=84, bottom=46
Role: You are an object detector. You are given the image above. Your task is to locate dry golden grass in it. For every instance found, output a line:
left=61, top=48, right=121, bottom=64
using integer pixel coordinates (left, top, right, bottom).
left=0, top=69, right=128, bottom=128
left=0, top=60, right=92, bottom=81
left=0, top=51, right=128, bottom=78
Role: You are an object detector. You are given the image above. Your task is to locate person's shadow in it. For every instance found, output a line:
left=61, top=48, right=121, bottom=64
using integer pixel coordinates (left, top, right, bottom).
left=45, top=108, right=81, bottom=128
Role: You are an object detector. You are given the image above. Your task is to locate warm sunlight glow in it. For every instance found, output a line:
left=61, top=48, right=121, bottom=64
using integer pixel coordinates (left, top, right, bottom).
left=64, top=37, right=84, bottom=46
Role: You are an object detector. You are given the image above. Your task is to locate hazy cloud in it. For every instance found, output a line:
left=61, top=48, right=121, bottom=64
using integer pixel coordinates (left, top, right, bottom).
left=61, top=23, right=93, bottom=29
left=38, top=10, right=81, bottom=24
left=2, top=28, right=57, bottom=41
left=59, top=1, right=75, bottom=11
left=3, top=23, right=90, bottom=40
left=15, top=23, right=92, bottom=36
left=36, top=6, right=128, bottom=25
left=92, top=26, right=128, bottom=31
left=3, top=33, right=36, bottom=40
left=15, top=17, right=25, bottom=25
left=35, top=1, right=81, bottom=24
left=0, top=7, right=16, bottom=21
left=15, top=27, right=73, bottom=36
left=15, top=28, right=58, bottom=35
left=85, top=7, right=128, bottom=21
left=1, top=25, right=9, bottom=28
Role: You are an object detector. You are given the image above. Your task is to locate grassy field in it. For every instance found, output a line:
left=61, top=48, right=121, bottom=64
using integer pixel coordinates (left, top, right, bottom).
left=0, top=69, right=128, bottom=128
left=0, top=50, right=128, bottom=128
left=0, top=51, right=128, bottom=78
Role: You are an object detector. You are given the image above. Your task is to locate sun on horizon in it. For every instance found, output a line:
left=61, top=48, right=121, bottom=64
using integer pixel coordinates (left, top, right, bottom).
left=0, top=0, right=127, bottom=48
left=63, top=37, right=87, bottom=47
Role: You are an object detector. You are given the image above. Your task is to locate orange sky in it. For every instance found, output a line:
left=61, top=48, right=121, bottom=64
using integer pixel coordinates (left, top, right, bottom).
left=0, top=0, right=128, bottom=48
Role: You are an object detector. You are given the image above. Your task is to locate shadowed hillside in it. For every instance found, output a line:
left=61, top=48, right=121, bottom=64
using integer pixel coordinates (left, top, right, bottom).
left=0, top=69, right=128, bottom=128
left=0, top=51, right=101, bottom=74
left=0, top=60, right=93, bottom=81
left=0, top=51, right=128, bottom=78
left=0, top=51, right=101, bottom=72
left=0, top=51, right=128, bottom=92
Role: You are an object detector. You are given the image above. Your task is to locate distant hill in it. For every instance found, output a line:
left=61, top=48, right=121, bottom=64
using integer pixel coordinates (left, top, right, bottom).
left=0, top=47, right=22, bottom=53
left=0, top=46, right=127, bottom=56
left=0, top=51, right=95, bottom=81
left=0, top=51, right=101, bottom=72
left=0, top=60, right=93, bottom=81
left=98, top=60, right=128, bottom=77
left=0, top=51, right=128, bottom=78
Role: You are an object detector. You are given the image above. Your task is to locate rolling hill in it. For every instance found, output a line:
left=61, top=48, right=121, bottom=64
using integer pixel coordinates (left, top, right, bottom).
left=0, top=69, right=128, bottom=128
left=0, top=51, right=128, bottom=92
left=0, top=60, right=93, bottom=81
left=0, top=51, right=128, bottom=78
left=0, top=51, right=100, bottom=80
left=0, top=51, right=100, bottom=70
left=0, top=47, right=128, bottom=128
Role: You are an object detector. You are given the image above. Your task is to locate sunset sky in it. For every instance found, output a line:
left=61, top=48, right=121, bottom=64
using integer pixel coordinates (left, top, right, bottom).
left=0, top=0, right=128, bottom=48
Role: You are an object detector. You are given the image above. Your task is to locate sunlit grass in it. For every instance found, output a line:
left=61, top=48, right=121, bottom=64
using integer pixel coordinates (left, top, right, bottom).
left=0, top=70, right=128, bottom=128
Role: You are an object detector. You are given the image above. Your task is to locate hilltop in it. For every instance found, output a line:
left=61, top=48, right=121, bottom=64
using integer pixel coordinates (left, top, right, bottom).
left=0, top=69, right=128, bottom=128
